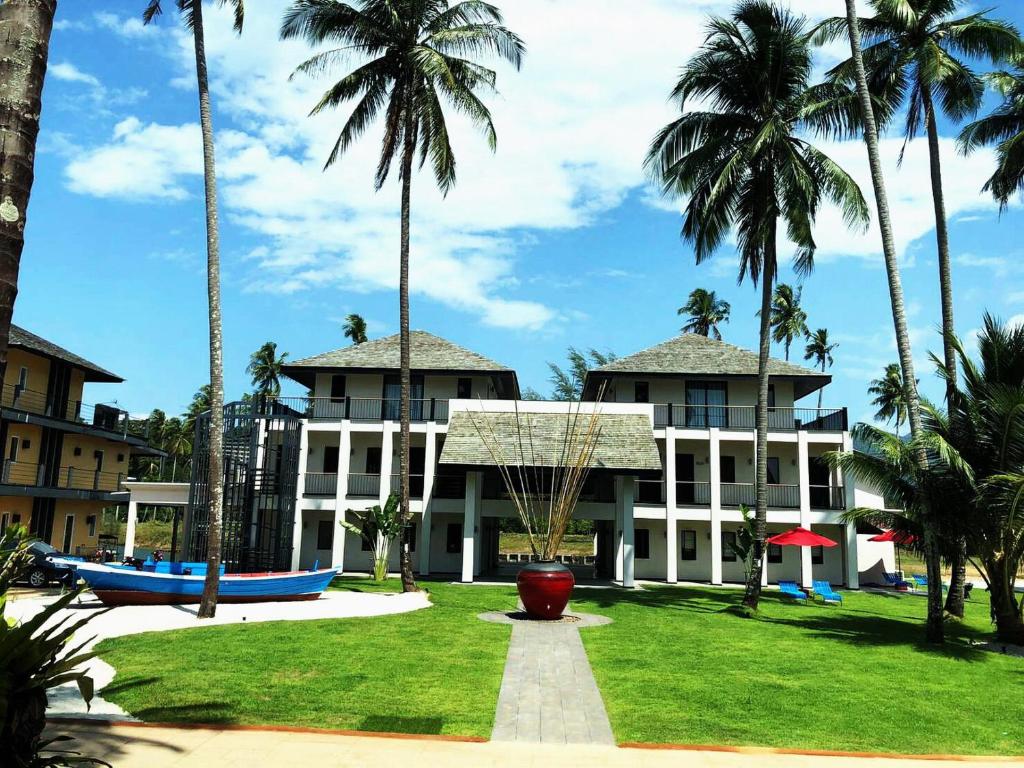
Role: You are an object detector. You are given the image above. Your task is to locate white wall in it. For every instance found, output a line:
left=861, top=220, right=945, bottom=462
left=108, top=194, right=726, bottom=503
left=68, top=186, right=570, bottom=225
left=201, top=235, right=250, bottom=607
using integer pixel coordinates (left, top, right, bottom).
left=313, top=373, right=499, bottom=401
left=603, top=376, right=800, bottom=408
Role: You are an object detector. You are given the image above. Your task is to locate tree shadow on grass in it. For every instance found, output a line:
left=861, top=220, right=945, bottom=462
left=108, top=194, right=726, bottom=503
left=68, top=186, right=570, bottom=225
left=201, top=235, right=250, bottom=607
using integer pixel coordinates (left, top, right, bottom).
left=575, top=586, right=740, bottom=615
left=123, top=701, right=238, bottom=725
left=101, top=676, right=162, bottom=697
left=357, top=715, right=445, bottom=734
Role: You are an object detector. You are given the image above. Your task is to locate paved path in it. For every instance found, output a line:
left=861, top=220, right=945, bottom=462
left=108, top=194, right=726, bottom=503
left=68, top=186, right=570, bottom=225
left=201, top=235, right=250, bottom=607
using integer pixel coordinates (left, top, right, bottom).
left=490, top=614, right=614, bottom=745
left=47, top=723, right=1022, bottom=768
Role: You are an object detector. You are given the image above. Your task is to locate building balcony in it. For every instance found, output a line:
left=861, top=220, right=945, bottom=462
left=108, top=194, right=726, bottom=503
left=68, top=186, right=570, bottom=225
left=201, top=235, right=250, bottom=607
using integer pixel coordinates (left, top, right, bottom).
left=634, top=479, right=845, bottom=510
left=0, top=459, right=126, bottom=495
left=2, top=384, right=137, bottom=437
left=342, top=473, right=426, bottom=498
left=271, top=396, right=449, bottom=423
left=303, top=472, right=338, bottom=496
left=652, top=404, right=847, bottom=432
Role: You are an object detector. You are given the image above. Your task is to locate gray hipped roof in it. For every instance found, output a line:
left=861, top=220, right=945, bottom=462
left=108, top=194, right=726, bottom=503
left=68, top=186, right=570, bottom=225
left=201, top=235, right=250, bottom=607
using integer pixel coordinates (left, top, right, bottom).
left=439, top=410, right=662, bottom=474
left=583, top=333, right=828, bottom=399
left=282, top=331, right=519, bottom=395
left=9, top=325, right=123, bottom=383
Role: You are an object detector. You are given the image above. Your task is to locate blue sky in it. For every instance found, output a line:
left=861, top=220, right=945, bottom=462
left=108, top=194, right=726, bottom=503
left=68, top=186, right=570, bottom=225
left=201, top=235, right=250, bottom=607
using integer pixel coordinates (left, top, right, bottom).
left=15, top=1, right=1024, bottom=426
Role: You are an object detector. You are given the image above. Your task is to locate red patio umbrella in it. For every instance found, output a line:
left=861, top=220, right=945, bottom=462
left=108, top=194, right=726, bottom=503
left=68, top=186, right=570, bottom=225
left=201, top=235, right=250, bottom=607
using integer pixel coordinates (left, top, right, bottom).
left=766, top=526, right=838, bottom=548
left=868, top=529, right=916, bottom=571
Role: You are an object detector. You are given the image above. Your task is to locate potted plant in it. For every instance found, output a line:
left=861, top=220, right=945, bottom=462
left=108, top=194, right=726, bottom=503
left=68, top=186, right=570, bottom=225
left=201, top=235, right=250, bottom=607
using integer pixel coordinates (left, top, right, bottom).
left=468, top=402, right=604, bottom=619
left=342, top=494, right=403, bottom=582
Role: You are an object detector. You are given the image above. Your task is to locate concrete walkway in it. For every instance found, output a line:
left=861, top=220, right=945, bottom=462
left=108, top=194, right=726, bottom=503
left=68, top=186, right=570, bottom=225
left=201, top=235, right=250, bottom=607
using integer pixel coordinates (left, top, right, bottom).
left=46, top=723, right=1022, bottom=768
left=487, top=611, right=614, bottom=745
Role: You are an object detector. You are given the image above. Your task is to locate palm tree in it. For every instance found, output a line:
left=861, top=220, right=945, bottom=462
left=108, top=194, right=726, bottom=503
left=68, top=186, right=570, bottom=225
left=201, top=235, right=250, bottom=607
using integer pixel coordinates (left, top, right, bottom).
left=547, top=348, right=615, bottom=401
left=769, top=284, right=808, bottom=361
left=247, top=341, right=288, bottom=397
left=818, top=0, right=1020, bottom=414
left=0, top=1, right=57, bottom=377
left=678, top=288, right=730, bottom=339
left=282, top=0, right=524, bottom=593
left=834, top=0, right=943, bottom=643
left=960, top=54, right=1024, bottom=208
left=646, top=1, right=869, bottom=611
left=868, top=363, right=915, bottom=431
left=803, top=328, right=837, bottom=408
left=183, top=383, right=213, bottom=438
left=162, top=417, right=192, bottom=482
left=342, top=313, right=368, bottom=344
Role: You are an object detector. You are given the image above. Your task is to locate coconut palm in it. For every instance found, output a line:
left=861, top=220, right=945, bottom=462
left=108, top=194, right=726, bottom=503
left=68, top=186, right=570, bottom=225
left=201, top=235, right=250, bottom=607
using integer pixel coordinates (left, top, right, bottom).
left=960, top=54, right=1024, bottom=209
left=342, top=313, right=368, bottom=344
left=645, top=0, right=869, bottom=611
left=163, top=417, right=193, bottom=482
left=0, top=2, right=57, bottom=377
left=817, top=0, right=1020, bottom=414
left=678, top=288, right=731, bottom=340
left=247, top=341, right=288, bottom=397
left=769, top=284, right=808, bottom=361
left=868, top=363, right=915, bottom=431
left=804, top=328, right=837, bottom=408
left=547, top=348, right=616, bottom=401
left=143, top=0, right=243, bottom=619
left=834, top=0, right=942, bottom=643
left=281, top=0, right=524, bottom=593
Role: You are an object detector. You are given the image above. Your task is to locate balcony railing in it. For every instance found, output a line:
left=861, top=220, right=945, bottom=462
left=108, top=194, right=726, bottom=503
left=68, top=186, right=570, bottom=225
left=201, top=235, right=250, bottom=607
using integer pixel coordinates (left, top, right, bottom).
left=347, top=473, right=381, bottom=497
left=1, top=384, right=136, bottom=436
left=652, top=404, right=847, bottom=432
left=810, top=485, right=846, bottom=510
left=0, top=460, right=125, bottom=493
left=304, top=472, right=338, bottom=496
left=676, top=480, right=713, bottom=505
left=720, top=483, right=801, bottom=509
left=635, top=479, right=665, bottom=504
left=271, top=396, right=449, bottom=423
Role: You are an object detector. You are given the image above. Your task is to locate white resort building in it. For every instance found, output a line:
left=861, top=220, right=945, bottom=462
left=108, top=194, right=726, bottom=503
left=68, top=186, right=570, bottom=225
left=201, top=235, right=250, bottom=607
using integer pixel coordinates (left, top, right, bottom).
left=216, top=330, right=894, bottom=589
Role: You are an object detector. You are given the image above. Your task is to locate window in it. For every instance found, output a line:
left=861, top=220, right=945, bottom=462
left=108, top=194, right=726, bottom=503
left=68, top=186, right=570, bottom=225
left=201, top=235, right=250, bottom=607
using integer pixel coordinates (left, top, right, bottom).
left=1, top=513, right=8, bottom=531
left=329, top=375, right=346, bottom=403
left=61, top=515, right=74, bottom=553
left=811, top=545, right=824, bottom=565
left=93, top=450, right=104, bottom=472
left=117, top=453, right=125, bottom=463
left=7, top=436, right=18, bottom=462
left=681, top=529, right=697, bottom=561
left=634, top=381, right=649, bottom=403
left=365, top=447, right=382, bottom=475
left=446, top=522, right=462, bottom=553
left=685, top=381, right=727, bottom=427
left=719, top=455, right=736, bottom=484
left=767, top=543, right=783, bottom=564
left=11, top=514, right=20, bottom=525
left=16, top=367, right=28, bottom=393
left=767, top=457, right=780, bottom=485
left=316, top=519, right=333, bottom=550
left=73, top=446, right=81, bottom=457
left=20, top=438, right=29, bottom=450
left=457, top=377, right=472, bottom=399
left=722, top=531, right=737, bottom=561
left=322, top=445, right=340, bottom=474
left=360, top=523, right=378, bottom=552
left=767, top=383, right=776, bottom=410
left=634, top=528, right=650, bottom=559
left=86, top=515, right=97, bottom=537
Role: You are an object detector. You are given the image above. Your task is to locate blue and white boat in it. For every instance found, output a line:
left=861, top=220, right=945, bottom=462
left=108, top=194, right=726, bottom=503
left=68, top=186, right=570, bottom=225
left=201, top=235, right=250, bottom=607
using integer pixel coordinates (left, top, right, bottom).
left=65, top=561, right=338, bottom=606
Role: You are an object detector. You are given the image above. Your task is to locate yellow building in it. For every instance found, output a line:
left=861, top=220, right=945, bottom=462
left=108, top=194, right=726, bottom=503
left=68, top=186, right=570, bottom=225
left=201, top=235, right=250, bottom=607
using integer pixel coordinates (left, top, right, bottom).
left=0, top=325, right=160, bottom=555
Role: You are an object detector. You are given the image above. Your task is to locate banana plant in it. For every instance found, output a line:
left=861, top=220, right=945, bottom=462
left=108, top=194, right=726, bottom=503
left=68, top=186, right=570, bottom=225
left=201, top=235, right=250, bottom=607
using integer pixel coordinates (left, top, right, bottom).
left=343, top=494, right=404, bottom=582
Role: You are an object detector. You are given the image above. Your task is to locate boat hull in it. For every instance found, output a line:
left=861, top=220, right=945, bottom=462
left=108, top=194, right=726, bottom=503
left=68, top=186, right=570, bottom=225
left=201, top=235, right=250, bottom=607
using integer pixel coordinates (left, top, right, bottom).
left=70, top=562, right=338, bottom=607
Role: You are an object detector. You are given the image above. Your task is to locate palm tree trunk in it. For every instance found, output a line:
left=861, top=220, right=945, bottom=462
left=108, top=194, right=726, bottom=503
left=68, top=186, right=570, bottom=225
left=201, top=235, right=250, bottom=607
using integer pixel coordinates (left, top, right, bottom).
left=743, top=234, right=775, bottom=611
left=397, top=100, right=417, bottom=593
left=191, top=0, right=225, bottom=620
left=844, top=0, right=942, bottom=642
left=987, top=556, right=1024, bottom=644
left=945, top=543, right=967, bottom=618
left=0, top=0, right=57, bottom=378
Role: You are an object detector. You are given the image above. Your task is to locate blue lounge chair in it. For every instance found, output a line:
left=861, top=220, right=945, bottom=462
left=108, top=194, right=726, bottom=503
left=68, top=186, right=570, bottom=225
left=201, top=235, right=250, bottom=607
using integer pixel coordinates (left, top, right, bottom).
left=812, top=580, right=843, bottom=604
left=883, top=571, right=913, bottom=590
left=778, top=580, right=807, bottom=600
left=911, top=574, right=949, bottom=592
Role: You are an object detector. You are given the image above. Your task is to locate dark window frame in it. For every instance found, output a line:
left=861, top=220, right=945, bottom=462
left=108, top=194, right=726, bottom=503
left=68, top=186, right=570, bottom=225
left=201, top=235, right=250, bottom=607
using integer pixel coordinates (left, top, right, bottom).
left=681, top=529, right=697, bottom=561
left=316, top=519, right=333, bottom=550
left=457, top=377, right=472, bottom=399
left=767, top=542, right=783, bottom=564
left=722, top=531, right=737, bottom=562
left=329, top=375, right=347, bottom=403
left=634, top=381, right=649, bottom=404
left=767, top=456, right=781, bottom=485
left=635, top=528, right=650, bottom=559
left=811, top=545, right=824, bottom=565
left=446, top=522, right=462, bottom=554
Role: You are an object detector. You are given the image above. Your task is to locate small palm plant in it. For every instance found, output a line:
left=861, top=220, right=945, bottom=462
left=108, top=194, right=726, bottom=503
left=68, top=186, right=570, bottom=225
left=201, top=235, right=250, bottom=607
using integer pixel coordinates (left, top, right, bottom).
left=342, top=494, right=403, bottom=582
left=678, top=288, right=731, bottom=340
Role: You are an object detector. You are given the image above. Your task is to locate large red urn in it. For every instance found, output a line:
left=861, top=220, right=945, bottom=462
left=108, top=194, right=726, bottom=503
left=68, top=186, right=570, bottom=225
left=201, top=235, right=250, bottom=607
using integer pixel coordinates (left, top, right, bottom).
left=516, top=561, right=574, bottom=619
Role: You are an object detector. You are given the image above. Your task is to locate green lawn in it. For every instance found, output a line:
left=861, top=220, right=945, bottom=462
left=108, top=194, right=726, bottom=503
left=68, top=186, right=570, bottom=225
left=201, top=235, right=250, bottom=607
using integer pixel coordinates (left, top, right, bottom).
left=573, top=586, right=1024, bottom=755
left=94, top=579, right=518, bottom=737
left=94, top=579, right=1024, bottom=754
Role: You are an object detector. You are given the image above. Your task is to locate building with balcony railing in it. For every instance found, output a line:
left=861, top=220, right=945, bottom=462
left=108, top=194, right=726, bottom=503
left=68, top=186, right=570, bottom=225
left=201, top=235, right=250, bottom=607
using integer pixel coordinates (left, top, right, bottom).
left=0, top=324, right=161, bottom=555
left=183, top=330, right=895, bottom=588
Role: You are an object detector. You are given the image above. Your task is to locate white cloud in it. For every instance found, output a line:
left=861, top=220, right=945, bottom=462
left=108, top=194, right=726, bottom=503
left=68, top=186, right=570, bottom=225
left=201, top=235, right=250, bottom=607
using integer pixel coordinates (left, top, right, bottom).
left=955, top=252, right=1022, bottom=277
left=50, top=61, right=100, bottom=87
left=94, top=12, right=160, bottom=40
left=64, top=0, right=994, bottom=331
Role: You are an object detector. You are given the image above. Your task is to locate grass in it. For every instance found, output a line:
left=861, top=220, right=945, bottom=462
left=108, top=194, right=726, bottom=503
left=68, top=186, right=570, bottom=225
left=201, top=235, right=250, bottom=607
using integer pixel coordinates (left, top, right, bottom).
left=93, top=579, right=1024, bottom=754
left=94, top=578, right=518, bottom=737
left=573, top=586, right=1024, bottom=755
left=499, top=532, right=593, bottom=556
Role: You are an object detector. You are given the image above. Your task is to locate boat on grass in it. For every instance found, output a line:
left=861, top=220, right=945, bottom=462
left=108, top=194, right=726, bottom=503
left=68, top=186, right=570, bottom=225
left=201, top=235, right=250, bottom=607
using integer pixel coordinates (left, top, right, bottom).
left=63, top=561, right=339, bottom=606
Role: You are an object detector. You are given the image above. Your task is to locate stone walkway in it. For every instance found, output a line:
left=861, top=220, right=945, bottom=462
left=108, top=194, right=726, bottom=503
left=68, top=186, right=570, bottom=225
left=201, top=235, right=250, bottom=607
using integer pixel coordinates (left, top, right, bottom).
left=486, top=610, right=614, bottom=745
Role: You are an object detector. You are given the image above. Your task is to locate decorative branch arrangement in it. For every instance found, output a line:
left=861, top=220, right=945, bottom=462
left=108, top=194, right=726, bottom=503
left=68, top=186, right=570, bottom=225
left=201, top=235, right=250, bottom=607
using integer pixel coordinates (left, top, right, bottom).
left=466, top=392, right=605, bottom=560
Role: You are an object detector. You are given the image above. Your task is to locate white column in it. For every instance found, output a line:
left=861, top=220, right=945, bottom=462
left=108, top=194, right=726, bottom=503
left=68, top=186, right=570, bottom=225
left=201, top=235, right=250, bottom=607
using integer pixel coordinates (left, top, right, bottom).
left=758, top=431, right=769, bottom=588
left=379, top=425, right=394, bottom=506
left=842, top=432, right=859, bottom=588
left=331, top=425, right=351, bottom=572
left=419, top=427, right=437, bottom=575
left=664, top=428, right=678, bottom=583
left=124, top=499, right=139, bottom=558
left=797, top=431, right=812, bottom=588
left=462, top=471, right=480, bottom=583
left=622, top=475, right=635, bottom=588
left=614, top=476, right=624, bottom=582
left=709, top=427, right=722, bottom=584
left=291, top=423, right=310, bottom=571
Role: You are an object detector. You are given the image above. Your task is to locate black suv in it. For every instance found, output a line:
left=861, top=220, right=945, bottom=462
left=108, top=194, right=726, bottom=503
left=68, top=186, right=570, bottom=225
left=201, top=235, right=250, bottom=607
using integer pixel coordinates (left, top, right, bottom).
left=19, top=541, right=77, bottom=588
